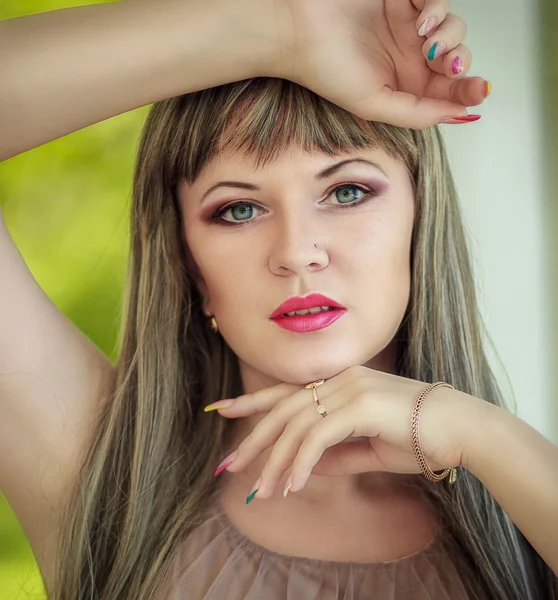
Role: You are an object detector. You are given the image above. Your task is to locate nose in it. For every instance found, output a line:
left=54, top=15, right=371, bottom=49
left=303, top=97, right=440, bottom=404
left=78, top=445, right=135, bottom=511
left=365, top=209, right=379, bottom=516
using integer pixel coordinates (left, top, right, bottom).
left=268, top=210, right=329, bottom=276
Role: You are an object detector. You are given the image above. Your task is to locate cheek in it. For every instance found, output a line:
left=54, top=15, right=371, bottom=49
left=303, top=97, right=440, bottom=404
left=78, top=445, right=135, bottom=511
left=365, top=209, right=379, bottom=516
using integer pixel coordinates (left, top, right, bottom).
left=344, top=216, right=412, bottom=278
left=345, top=217, right=413, bottom=323
left=194, top=248, right=258, bottom=308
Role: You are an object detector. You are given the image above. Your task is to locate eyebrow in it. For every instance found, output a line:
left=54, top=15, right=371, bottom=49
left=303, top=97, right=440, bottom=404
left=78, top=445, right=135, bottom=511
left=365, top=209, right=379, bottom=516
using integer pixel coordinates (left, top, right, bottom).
left=198, top=158, right=388, bottom=205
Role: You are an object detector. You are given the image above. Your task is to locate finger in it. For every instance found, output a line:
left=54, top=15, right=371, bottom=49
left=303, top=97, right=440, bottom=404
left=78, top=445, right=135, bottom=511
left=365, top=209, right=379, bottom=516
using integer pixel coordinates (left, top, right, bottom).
left=426, top=44, right=472, bottom=79
left=289, top=406, right=358, bottom=492
left=225, top=392, right=321, bottom=472
left=213, top=365, right=355, bottom=417
left=365, top=86, right=471, bottom=130
left=309, top=439, right=411, bottom=476
left=227, top=374, right=354, bottom=473
left=218, top=369, right=362, bottom=477
left=253, top=373, right=370, bottom=495
left=205, top=367, right=358, bottom=416
left=424, top=74, right=490, bottom=108
left=253, top=406, right=319, bottom=498
left=203, top=382, right=299, bottom=416
left=412, top=0, right=450, bottom=37
left=422, top=13, right=467, bottom=62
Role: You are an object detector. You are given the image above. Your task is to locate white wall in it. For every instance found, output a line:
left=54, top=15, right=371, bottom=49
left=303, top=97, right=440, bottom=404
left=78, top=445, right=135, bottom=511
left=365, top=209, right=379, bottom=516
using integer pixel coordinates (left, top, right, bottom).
left=441, top=0, right=555, bottom=442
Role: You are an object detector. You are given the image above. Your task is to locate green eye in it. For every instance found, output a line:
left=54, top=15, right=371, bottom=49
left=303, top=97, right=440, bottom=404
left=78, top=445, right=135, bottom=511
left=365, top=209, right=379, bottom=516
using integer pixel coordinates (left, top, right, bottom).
left=213, top=183, right=376, bottom=226
left=332, top=185, right=367, bottom=204
left=229, top=204, right=254, bottom=221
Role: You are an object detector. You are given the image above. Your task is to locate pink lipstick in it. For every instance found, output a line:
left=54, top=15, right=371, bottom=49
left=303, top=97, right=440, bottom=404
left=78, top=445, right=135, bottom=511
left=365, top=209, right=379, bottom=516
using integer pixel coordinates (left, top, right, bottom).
left=270, top=293, right=347, bottom=333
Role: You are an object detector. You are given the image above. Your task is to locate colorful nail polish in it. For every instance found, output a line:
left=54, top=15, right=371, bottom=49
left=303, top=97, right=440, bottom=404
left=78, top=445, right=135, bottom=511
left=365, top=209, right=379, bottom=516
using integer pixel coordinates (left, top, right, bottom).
left=213, top=451, right=237, bottom=477
left=485, top=81, right=492, bottom=98
left=427, top=41, right=446, bottom=61
left=246, top=478, right=261, bottom=504
left=246, top=489, right=259, bottom=504
left=452, top=56, right=463, bottom=75
left=418, top=17, right=435, bottom=37
left=283, top=476, right=293, bottom=498
left=204, top=399, right=235, bottom=412
left=439, top=114, right=482, bottom=124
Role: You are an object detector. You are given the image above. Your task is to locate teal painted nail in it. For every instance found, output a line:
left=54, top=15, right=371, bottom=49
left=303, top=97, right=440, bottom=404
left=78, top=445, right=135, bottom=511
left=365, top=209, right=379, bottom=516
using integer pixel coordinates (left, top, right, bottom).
left=246, top=489, right=259, bottom=504
left=428, top=42, right=438, bottom=61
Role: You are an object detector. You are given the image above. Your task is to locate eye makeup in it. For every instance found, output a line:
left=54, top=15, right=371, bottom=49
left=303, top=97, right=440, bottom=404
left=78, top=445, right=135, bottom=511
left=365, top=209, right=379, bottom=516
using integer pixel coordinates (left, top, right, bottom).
left=208, top=182, right=382, bottom=227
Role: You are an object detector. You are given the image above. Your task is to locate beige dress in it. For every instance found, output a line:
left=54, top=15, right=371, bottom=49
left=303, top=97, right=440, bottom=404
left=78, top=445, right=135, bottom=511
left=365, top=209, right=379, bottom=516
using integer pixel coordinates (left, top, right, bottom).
left=169, top=503, right=475, bottom=599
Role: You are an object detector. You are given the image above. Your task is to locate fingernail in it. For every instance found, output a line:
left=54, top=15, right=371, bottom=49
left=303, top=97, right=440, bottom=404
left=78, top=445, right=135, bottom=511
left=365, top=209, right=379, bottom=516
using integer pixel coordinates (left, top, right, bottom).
left=485, top=80, right=492, bottom=98
left=204, top=399, right=235, bottom=412
left=428, top=41, right=446, bottom=61
left=283, top=475, right=293, bottom=498
left=213, top=451, right=237, bottom=477
left=418, top=17, right=435, bottom=37
left=439, top=114, right=482, bottom=124
left=246, top=478, right=261, bottom=504
left=452, top=56, right=464, bottom=75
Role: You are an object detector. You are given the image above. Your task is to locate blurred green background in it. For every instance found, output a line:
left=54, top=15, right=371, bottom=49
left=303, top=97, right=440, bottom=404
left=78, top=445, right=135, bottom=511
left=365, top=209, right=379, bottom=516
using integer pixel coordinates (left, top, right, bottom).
left=0, top=2, right=148, bottom=596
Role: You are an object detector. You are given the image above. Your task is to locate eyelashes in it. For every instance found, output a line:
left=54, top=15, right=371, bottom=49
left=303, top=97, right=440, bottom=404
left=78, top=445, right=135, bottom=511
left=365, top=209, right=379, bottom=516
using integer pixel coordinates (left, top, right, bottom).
left=210, top=184, right=378, bottom=226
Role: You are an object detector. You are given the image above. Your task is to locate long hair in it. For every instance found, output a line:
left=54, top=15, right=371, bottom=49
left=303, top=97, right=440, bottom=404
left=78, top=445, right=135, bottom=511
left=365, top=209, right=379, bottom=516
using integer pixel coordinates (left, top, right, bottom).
left=52, top=78, right=556, bottom=599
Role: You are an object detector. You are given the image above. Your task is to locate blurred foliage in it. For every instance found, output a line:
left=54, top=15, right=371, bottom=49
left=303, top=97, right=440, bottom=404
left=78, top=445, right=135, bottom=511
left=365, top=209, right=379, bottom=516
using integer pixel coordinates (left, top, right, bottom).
left=0, top=1, right=151, bottom=597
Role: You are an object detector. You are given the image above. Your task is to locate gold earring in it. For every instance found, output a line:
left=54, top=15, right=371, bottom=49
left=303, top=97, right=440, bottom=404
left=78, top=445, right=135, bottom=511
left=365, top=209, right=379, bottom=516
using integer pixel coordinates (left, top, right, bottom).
left=209, top=316, right=219, bottom=333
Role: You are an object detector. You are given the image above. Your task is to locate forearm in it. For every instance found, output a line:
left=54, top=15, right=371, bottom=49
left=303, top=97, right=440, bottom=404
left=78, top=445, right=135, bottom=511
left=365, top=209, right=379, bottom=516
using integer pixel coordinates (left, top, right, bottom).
left=464, top=401, right=558, bottom=574
left=0, top=0, right=271, bottom=162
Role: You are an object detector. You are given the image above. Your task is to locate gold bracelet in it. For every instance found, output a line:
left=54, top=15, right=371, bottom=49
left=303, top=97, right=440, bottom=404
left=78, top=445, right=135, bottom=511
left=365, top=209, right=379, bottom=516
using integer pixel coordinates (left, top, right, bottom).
left=410, top=382, right=457, bottom=484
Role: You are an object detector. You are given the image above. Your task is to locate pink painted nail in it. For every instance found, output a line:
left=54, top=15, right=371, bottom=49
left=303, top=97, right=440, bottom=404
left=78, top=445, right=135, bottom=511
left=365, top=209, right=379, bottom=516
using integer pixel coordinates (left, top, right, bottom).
left=452, top=56, right=464, bottom=75
left=439, top=114, right=482, bottom=124
left=418, top=16, right=435, bottom=37
left=213, top=451, right=237, bottom=476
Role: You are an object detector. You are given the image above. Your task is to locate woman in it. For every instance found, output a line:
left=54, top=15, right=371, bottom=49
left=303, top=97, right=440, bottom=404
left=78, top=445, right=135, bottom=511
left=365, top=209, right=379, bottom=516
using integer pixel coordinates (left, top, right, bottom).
left=0, top=0, right=556, bottom=599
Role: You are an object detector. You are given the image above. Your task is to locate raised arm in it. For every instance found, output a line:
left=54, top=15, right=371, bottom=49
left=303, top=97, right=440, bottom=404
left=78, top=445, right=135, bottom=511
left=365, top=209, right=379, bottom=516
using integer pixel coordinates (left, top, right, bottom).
left=0, top=0, right=490, bottom=163
left=0, top=0, right=276, bottom=162
left=0, top=1, right=278, bottom=591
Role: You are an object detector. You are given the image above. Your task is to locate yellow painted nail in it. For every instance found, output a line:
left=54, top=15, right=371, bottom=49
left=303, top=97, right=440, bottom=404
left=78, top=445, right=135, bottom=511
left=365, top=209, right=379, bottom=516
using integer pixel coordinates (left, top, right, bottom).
left=204, top=400, right=235, bottom=412
left=485, top=81, right=492, bottom=98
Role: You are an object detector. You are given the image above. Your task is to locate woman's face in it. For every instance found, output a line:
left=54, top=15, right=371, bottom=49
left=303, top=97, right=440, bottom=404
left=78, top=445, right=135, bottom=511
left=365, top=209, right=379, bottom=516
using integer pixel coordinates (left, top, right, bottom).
left=178, top=144, right=416, bottom=390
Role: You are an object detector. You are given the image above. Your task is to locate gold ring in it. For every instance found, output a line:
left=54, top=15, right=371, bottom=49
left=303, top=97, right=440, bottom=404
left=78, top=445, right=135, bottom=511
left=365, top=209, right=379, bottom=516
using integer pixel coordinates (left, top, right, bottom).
left=304, top=379, right=328, bottom=417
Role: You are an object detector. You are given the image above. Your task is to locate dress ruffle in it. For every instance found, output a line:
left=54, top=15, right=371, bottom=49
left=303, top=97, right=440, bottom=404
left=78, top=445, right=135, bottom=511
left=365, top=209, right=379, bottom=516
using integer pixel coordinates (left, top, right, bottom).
left=169, top=505, right=473, bottom=599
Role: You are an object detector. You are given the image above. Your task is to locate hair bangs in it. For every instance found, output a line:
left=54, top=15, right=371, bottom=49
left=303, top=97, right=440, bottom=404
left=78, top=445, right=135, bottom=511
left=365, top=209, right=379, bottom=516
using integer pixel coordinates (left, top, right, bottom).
left=171, top=78, right=419, bottom=186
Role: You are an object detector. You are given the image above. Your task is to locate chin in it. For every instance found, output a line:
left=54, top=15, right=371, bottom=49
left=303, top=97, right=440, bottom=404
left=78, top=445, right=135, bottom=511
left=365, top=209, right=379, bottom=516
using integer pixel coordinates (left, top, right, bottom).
left=273, top=360, right=357, bottom=386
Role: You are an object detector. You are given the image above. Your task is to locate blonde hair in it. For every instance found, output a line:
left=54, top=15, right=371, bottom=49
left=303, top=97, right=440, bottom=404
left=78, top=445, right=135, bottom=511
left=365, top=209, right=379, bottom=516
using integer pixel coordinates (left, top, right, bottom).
left=53, top=78, right=556, bottom=599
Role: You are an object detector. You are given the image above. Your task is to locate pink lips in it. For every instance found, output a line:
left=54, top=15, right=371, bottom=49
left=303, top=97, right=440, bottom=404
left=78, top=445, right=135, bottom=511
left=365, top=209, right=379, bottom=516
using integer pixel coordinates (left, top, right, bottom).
left=272, top=310, right=345, bottom=333
left=270, top=293, right=347, bottom=333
